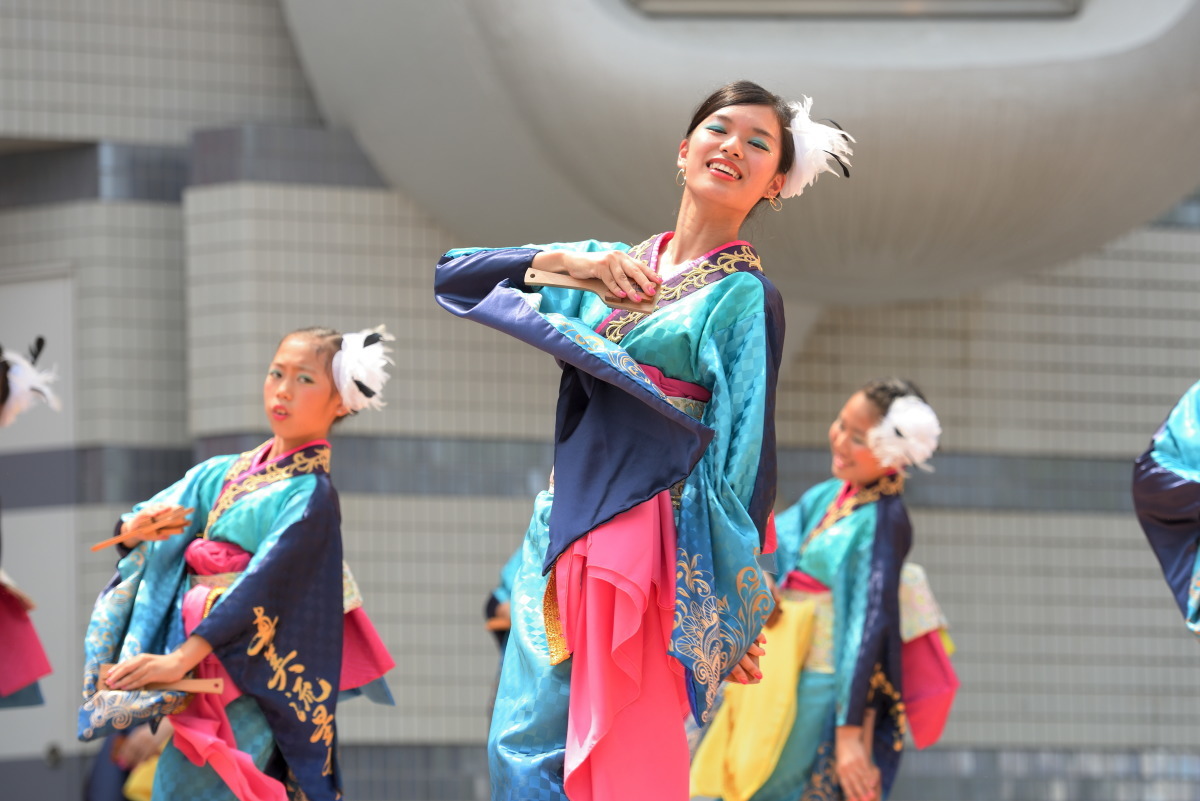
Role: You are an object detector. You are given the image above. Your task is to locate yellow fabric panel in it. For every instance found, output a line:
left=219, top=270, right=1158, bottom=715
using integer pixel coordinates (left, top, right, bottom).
left=690, top=597, right=816, bottom=801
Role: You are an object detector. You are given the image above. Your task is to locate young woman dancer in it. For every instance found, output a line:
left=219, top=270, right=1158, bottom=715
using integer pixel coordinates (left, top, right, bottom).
left=436, top=80, right=853, bottom=800
left=693, top=378, right=949, bottom=801
left=80, top=326, right=395, bottom=801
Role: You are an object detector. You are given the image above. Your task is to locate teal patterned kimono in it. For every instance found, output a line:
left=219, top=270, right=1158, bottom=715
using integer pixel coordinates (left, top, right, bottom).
left=79, top=441, right=345, bottom=801
left=435, top=233, right=783, bottom=799
left=768, top=476, right=911, bottom=801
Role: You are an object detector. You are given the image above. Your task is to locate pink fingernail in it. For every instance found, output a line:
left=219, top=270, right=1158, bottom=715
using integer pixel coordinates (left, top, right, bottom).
left=646, top=286, right=656, bottom=295
left=617, top=290, right=627, bottom=298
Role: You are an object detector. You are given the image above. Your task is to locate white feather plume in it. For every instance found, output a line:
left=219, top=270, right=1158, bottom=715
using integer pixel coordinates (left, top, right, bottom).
left=331, top=325, right=395, bottom=413
left=867, top=395, right=941, bottom=473
left=0, top=345, right=61, bottom=428
left=779, top=96, right=855, bottom=200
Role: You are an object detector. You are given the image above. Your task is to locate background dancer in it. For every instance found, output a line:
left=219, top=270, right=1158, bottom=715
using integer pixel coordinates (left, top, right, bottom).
left=436, top=80, right=852, bottom=800
left=693, top=378, right=951, bottom=801
left=80, top=326, right=395, bottom=801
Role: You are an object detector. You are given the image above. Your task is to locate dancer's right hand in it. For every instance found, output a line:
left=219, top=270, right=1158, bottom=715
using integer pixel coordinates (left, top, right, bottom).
left=725, top=632, right=766, bottom=685
left=534, top=250, right=662, bottom=303
left=835, top=726, right=881, bottom=801
left=121, top=502, right=193, bottom=547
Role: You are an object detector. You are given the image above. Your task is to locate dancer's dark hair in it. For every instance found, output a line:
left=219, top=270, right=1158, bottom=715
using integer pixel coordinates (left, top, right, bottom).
left=861, top=377, right=927, bottom=418
left=686, top=80, right=796, bottom=178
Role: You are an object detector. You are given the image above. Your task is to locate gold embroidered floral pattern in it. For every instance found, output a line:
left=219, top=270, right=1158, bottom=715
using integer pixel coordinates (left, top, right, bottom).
left=800, top=473, right=905, bottom=556
left=203, top=444, right=331, bottom=536
left=603, top=243, right=762, bottom=344
left=672, top=554, right=773, bottom=722
left=667, top=395, right=707, bottom=421
left=867, top=663, right=908, bottom=752
left=798, top=741, right=840, bottom=801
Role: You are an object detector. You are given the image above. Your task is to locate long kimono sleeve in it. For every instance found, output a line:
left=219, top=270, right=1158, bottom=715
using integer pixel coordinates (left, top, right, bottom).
left=830, top=496, right=911, bottom=795
left=435, top=239, right=629, bottom=320
left=79, top=456, right=234, bottom=740
left=672, top=272, right=784, bottom=722
left=1133, top=380, right=1200, bottom=634
left=435, top=240, right=714, bottom=569
left=192, top=476, right=345, bottom=801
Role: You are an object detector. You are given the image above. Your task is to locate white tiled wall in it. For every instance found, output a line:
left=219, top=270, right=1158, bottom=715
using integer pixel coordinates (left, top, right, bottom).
left=0, top=201, right=188, bottom=447
left=184, top=183, right=562, bottom=441
left=779, top=227, right=1200, bottom=457
left=908, top=508, right=1199, bottom=748
left=336, top=494, right=529, bottom=745
left=0, top=0, right=319, bottom=145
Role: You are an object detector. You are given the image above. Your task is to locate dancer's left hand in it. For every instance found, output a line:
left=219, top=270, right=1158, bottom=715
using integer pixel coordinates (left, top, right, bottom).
left=724, top=633, right=766, bottom=685
left=106, top=652, right=188, bottom=690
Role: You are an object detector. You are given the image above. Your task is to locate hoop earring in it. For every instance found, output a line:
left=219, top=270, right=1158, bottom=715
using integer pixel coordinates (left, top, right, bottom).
left=768, top=196, right=783, bottom=212
left=676, top=168, right=686, bottom=186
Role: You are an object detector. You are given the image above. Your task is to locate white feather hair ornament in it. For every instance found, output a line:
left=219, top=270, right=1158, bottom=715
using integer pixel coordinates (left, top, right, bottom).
left=779, top=96, right=855, bottom=200
left=866, top=395, right=942, bottom=473
left=0, top=337, right=62, bottom=428
left=331, top=325, right=395, bottom=413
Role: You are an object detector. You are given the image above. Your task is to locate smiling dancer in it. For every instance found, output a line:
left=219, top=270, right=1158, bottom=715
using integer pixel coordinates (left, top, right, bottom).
left=436, top=81, right=853, bottom=800
left=79, top=326, right=395, bottom=801
left=693, top=379, right=948, bottom=801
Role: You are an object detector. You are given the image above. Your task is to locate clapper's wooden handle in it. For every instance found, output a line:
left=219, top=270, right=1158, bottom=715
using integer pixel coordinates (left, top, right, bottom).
left=524, top=269, right=658, bottom=314
left=89, top=507, right=194, bottom=552
left=99, top=664, right=224, bottom=694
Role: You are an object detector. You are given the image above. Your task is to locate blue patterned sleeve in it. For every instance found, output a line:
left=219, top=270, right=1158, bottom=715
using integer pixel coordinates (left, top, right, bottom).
left=672, top=274, right=783, bottom=719
left=436, top=239, right=630, bottom=319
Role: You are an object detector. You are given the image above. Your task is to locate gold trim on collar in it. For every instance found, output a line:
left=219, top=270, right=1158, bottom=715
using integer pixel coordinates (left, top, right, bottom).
left=202, top=444, right=331, bottom=537
left=603, top=244, right=761, bottom=344
left=800, top=473, right=905, bottom=555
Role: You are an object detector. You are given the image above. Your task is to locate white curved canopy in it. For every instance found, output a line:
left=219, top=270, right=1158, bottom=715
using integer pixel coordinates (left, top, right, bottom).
left=281, top=0, right=1200, bottom=305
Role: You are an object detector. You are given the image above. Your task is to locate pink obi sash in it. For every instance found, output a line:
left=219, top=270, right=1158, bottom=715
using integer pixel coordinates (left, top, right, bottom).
left=636, top=363, right=711, bottom=403
left=552, top=365, right=705, bottom=801
left=782, top=570, right=831, bottom=594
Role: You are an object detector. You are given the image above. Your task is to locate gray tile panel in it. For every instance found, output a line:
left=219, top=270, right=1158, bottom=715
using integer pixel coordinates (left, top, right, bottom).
left=0, top=436, right=1138, bottom=514
left=0, top=144, right=188, bottom=208
left=0, top=446, right=193, bottom=509
left=190, top=125, right=388, bottom=189
left=6, top=745, right=1193, bottom=801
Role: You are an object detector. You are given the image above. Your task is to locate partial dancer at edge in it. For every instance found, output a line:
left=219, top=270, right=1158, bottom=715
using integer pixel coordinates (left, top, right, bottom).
left=435, top=80, right=853, bottom=800
left=1133, top=379, right=1200, bottom=637
left=79, top=326, right=396, bottom=801
left=692, top=378, right=956, bottom=801
left=0, top=337, right=59, bottom=709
